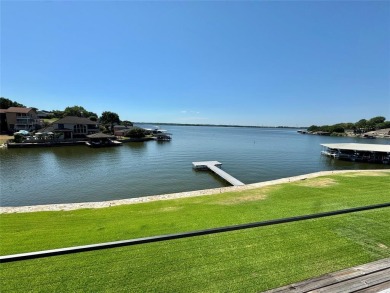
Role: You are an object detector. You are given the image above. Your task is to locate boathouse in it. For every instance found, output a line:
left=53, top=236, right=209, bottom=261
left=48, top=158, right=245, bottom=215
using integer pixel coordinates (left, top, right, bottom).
left=86, top=133, right=122, bottom=147
left=321, top=143, right=390, bottom=164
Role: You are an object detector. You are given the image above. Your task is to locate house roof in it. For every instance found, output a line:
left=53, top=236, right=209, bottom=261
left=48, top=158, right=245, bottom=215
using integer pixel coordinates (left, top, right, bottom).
left=54, top=116, right=97, bottom=125
left=4, top=107, right=34, bottom=114
left=0, top=109, right=7, bottom=113
left=87, top=132, right=115, bottom=139
left=37, top=126, right=55, bottom=133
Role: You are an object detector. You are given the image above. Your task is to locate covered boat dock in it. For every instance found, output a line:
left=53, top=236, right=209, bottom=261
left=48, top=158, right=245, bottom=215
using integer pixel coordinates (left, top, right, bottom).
left=86, top=133, right=122, bottom=147
left=321, top=143, right=390, bottom=164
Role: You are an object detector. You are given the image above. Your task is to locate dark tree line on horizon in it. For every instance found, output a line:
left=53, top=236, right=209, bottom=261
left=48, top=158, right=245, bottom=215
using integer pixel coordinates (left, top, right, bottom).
left=0, top=97, right=26, bottom=109
left=307, top=116, right=390, bottom=134
left=2, top=97, right=389, bottom=133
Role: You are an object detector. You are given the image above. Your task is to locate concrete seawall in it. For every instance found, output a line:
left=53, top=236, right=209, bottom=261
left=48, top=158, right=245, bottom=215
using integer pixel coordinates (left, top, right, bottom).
left=1, top=169, right=389, bottom=214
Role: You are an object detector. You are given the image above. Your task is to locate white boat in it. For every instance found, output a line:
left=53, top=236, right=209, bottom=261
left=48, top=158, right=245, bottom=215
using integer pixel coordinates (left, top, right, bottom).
left=145, top=126, right=172, bottom=141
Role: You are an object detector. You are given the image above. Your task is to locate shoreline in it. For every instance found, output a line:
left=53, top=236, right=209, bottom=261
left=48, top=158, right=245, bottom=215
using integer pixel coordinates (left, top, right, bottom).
left=298, top=127, right=390, bottom=139
left=1, top=169, right=389, bottom=214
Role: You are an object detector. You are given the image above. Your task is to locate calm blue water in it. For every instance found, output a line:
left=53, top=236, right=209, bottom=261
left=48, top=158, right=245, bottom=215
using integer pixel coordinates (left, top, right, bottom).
left=1, top=125, right=389, bottom=206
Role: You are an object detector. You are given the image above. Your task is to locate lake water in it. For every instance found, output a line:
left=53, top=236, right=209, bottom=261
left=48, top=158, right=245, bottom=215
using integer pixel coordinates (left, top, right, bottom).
left=1, top=125, right=389, bottom=207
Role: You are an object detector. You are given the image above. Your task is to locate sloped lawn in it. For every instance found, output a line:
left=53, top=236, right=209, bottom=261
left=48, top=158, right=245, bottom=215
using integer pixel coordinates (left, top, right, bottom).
left=1, top=171, right=389, bottom=292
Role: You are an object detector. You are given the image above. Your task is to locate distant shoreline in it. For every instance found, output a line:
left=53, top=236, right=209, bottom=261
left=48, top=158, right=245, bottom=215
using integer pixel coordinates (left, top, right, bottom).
left=135, top=122, right=306, bottom=129
left=300, top=128, right=390, bottom=139
left=1, top=169, right=389, bottom=214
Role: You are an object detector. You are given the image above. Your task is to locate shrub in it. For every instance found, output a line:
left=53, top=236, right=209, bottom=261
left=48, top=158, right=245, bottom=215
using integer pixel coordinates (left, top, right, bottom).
left=13, top=133, right=24, bottom=143
left=124, top=127, right=146, bottom=138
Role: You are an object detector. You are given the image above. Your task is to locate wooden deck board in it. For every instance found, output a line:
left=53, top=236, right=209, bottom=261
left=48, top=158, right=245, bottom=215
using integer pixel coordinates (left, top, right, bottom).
left=263, top=258, right=390, bottom=293
left=312, top=268, right=390, bottom=292
left=355, top=281, right=390, bottom=292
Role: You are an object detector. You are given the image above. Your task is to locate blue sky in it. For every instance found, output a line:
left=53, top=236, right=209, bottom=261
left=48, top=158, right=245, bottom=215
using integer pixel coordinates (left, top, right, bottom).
left=1, top=1, right=389, bottom=127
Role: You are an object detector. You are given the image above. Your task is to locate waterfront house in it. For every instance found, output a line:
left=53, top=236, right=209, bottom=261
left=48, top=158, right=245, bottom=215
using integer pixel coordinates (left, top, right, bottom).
left=0, top=107, right=42, bottom=133
left=113, top=125, right=133, bottom=136
left=36, top=110, right=54, bottom=119
left=53, top=116, right=99, bottom=139
left=38, top=116, right=99, bottom=139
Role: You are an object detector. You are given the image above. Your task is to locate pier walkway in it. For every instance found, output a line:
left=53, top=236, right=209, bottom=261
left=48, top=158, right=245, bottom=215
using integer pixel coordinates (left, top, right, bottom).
left=192, top=161, right=245, bottom=186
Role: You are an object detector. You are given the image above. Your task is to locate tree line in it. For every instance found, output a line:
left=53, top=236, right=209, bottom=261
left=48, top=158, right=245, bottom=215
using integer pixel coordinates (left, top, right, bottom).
left=0, top=97, right=26, bottom=109
left=0, top=97, right=134, bottom=134
left=307, top=116, right=390, bottom=134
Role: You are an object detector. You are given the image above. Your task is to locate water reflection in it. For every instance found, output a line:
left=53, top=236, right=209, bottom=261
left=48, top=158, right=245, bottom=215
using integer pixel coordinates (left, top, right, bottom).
left=321, top=155, right=389, bottom=170
left=124, top=141, right=148, bottom=154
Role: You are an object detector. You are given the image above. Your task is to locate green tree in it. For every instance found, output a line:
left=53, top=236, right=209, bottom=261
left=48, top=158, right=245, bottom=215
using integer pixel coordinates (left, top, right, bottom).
left=52, top=110, right=64, bottom=118
left=63, top=106, right=97, bottom=118
left=307, top=125, right=320, bottom=132
left=124, top=127, right=146, bottom=138
left=367, top=116, right=387, bottom=130
left=355, top=119, right=367, bottom=131
left=368, top=116, right=386, bottom=125
left=330, top=124, right=345, bottom=133
left=343, top=123, right=355, bottom=130
left=377, top=121, right=390, bottom=129
left=13, top=133, right=25, bottom=143
left=100, top=111, right=120, bottom=133
left=0, top=97, right=25, bottom=109
left=308, top=116, right=389, bottom=135
left=122, top=120, right=133, bottom=127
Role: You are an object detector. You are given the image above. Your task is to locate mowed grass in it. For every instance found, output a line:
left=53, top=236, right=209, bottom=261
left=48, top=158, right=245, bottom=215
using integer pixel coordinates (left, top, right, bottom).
left=43, top=118, right=59, bottom=124
left=1, top=171, right=389, bottom=292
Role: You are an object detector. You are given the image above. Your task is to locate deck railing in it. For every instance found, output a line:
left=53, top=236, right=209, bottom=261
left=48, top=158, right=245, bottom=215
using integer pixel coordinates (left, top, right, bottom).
left=1, top=202, right=389, bottom=292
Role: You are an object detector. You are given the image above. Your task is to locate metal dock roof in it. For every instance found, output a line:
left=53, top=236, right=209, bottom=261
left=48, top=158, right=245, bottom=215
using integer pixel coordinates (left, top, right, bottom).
left=321, top=143, right=390, bottom=152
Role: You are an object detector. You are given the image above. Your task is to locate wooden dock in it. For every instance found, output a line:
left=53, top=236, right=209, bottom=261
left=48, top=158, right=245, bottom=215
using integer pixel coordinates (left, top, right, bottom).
left=264, top=257, right=390, bottom=293
left=192, top=161, right=245, bottom=186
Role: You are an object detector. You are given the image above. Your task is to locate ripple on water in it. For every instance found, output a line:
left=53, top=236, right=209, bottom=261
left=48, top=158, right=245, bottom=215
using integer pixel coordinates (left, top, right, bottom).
left=1, top=126, right=388, bottom=206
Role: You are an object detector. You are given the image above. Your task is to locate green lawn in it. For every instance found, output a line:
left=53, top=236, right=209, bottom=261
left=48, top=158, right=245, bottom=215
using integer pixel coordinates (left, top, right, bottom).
left=1, top=171, right=389, bottom=292
left=43, top=118, right=59, bottom=124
